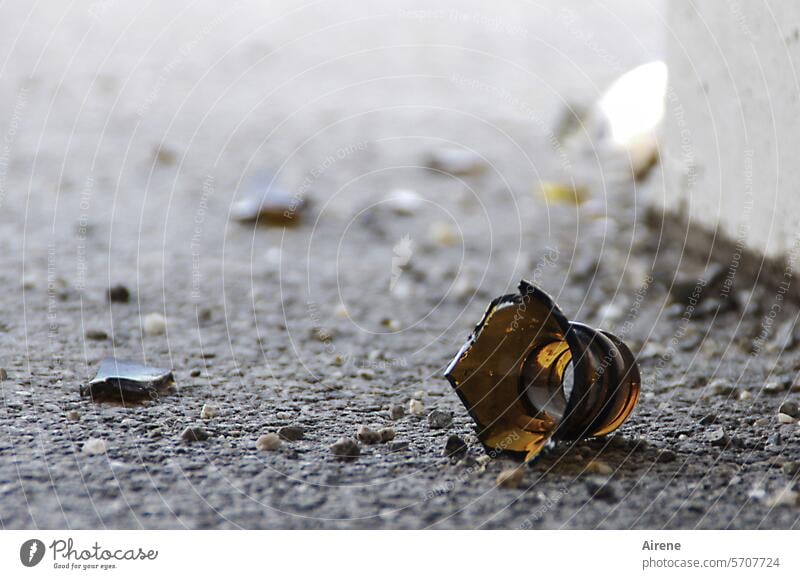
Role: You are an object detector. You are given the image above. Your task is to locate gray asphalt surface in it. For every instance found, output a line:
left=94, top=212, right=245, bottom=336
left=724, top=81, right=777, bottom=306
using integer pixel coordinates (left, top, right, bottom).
left=1, top=1, right=799, bottom=529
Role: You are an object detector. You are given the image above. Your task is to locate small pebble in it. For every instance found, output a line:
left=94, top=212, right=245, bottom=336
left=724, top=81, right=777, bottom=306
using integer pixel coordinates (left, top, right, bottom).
left=738, top=390, right=753, bottom=401
left=705, top=426, right=729, bottom=447
left=429, top=221, right=458, bottom=247
left=586, top=460, right=613, bottom=475
left=181, top=426, right=209, bottom=442
left=777, top=413, right=796, bottom=424
left=255, top=433, right=281, bottom=451
left=496, top=467, right=524, bottom=489
left=85, top=329, right=108, bottom=341
left=143, top=313, right=167, bottom=336
left=107, top=284, right=130, bottom=303
left=782, top=461, right=799, bottom=477
left=709, top=378, right=735, bottom=396
left=330, top=437, right=360, bottom=460
left=779, top=401, right=799, bottom=418
left=66, top=410, right=81, bottom=421
left=389, top=440, right=409, bottom=452
left=428, top=409, right=453, bottom=429
left=83, top=438, right=107, bottom=455
left=385, top=189, right=424, bottom=215
left=444, top=435, right=468, bottom=458
left=764, top=381, right=786, bottom=395
left=278, top=425, right=305, bottom=441
left=200, top=404, right=217, bottom=420
left=388, top=404, right=406, bottom=420
left=409, top=399, right=424, bottom=416
left=0, top=368, right=6, bottom=381
left=378, top=427, right=396, bottom=443
left=357, top=425, right=383, bottom=445
left=766, top=485, right=800, bottom=508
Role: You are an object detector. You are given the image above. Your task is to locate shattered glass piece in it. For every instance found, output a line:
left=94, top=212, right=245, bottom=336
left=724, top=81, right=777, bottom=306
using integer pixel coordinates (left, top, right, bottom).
left=537, top=181, right=589, bottom=206
left=426, top=148, right=487, bottom=176
left=444, top=281, right=640, bottom=463
left=231, top=173, right=307, bottom=224
left=80, top=357, right=174, bottom=403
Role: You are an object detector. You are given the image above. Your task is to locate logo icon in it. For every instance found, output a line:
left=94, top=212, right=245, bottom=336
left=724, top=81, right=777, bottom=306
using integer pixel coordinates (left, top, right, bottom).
left=20, top=539, right=45, bottom=567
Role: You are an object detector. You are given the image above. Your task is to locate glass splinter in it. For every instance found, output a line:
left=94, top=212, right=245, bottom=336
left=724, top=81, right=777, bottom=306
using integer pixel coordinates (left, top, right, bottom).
left=80, top=357, right=174, bottom=403
left=231, top=172, right=306, bottom=224
left=444, top=281, right=640, bottom=463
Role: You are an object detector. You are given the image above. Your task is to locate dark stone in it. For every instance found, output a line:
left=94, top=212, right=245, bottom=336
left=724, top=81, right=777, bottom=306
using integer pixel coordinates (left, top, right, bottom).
left=444, top=435, right=468, bottom=459
left=779, top=401, right=799, bottom=419
left=278, top=425, right=305, bottom=441
left=181, top=426, right=209, bottom=442
left=107, top=285, right=130, bottom=303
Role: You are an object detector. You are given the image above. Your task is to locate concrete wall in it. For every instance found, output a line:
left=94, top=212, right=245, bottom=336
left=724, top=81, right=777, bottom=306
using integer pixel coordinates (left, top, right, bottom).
left=657, top=1, right=800, bottom=268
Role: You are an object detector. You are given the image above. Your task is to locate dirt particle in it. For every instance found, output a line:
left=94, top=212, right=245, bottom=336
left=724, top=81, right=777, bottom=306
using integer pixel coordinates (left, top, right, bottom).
left=256, top=433, right=281, bottom=451
left=106, top=285, right=130, bottom=303
left=278, top=425, right=305, bottom=441
left=200, top=404, right=218, bottom=420
left=357, top=425, right=383, bottom=445
left=144, top=313, right=167, bottom=336
left=428, top=409, right=453, bottom=429
left=409, top=399, right=424, bottom=416
left=330, top=437, right=360, bottom=460
left=82, top=438, right=107, bottom=455
left=181, top=426, right=209, bottom=443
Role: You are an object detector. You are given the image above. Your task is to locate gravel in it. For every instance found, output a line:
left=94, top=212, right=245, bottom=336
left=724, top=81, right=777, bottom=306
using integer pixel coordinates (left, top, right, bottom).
left=427, top=410, right=453, bottom=429
left=143, top=313, right=167, bottom=336
left=356, top=425, right=383, bottom=445
left=82, top=439, right=108, bottom=455
left=181, top=426, right=210, bottom=443
left=444, top=435, right=468, bottom=459
left=255, top=433, right=282, bottom=451
left=330, top=438, right=360, bottom=460
left=278, top=426, right=305, bottom=441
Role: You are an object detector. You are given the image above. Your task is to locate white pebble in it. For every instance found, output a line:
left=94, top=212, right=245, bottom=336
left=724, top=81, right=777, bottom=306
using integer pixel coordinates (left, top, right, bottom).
left=385, top=189, right=424, bottom=215
left=778, top=413, right=797, bottom=424
left=143, top=312, right=167, bottom=336
left=256, top=433, right=281, bottom=451
left=83, top=438, right=107, bottom=455
left=200, top=404, right=218, bottom=420
left=409, top=398, right=425, bottom=416
left=429, top=221, right=458, bottom=247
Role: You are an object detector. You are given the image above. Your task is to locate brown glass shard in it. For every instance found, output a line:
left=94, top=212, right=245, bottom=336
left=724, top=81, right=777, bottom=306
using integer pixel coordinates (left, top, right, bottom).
left=231, top=173, right=306, bottom=224
left=80, top=357, right=174, bottom=403
left=444, top=281, right=640, bottom=462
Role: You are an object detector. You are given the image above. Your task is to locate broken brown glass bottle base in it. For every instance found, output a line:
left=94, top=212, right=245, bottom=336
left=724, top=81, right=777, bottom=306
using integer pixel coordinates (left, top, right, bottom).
left=444, top=281, right=640, bottom=462
left=80, top=358, right=174, bottom=403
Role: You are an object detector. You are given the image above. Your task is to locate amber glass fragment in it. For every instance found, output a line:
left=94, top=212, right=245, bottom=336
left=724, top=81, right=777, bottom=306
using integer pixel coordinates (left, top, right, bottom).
left=444, top=281, right=640, bottom=462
